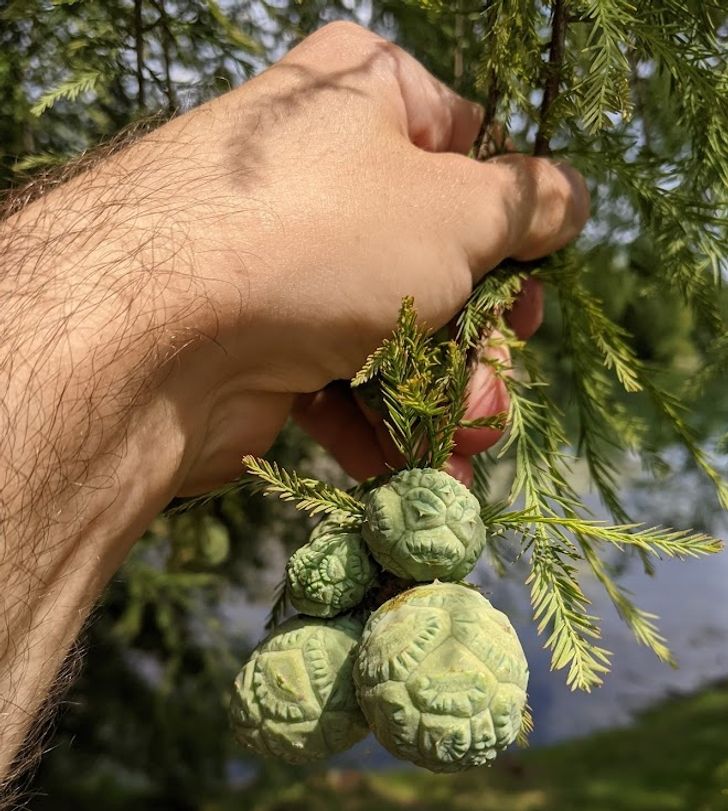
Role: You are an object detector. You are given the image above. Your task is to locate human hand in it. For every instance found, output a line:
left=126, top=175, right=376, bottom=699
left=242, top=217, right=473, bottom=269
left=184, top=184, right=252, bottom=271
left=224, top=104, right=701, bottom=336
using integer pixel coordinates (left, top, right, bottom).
left=138, top=21, right=588, bottom=493
left=0, top=22, right=589, bottom=772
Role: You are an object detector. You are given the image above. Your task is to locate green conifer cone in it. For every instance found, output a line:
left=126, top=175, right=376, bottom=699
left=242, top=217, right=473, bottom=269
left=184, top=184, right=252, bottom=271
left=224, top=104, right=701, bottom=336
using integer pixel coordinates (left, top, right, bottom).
left=286, top=525, right=378, bottom=617
left=230, top=615, right=369, bottom=763
left=362, top=468, right=486, bottom=581
left=354, top=582, right=529, bottom=772
left=309, top=510, right=357, bottom=541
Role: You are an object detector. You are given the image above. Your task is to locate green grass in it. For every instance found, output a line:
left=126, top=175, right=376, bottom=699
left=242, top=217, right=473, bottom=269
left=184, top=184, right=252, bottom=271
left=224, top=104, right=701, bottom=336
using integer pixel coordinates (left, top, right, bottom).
left=237, top=684, right=728, bottom=811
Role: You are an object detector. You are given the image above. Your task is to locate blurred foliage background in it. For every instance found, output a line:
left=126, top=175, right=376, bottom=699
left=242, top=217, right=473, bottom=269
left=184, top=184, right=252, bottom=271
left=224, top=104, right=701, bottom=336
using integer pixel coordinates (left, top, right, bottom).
left=1, top=0, right=727, bottom=808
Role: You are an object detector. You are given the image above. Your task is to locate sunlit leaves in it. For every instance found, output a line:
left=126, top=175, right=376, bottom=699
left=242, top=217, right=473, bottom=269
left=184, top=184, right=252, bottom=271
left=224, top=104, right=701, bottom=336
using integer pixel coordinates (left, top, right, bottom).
left=241, top=456, right=366, bottom=520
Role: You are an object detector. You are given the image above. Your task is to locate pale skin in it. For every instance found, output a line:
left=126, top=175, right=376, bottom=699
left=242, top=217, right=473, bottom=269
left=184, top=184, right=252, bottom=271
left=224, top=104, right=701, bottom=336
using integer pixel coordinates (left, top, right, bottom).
left=0, top=22, right=589, bottom=778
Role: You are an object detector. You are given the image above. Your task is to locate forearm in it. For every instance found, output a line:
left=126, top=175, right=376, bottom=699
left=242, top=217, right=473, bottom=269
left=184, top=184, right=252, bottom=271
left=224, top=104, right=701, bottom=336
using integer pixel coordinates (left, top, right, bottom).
left=0, top=127, right=206, bottom=773
left=0, top=70, right=311, bottom=774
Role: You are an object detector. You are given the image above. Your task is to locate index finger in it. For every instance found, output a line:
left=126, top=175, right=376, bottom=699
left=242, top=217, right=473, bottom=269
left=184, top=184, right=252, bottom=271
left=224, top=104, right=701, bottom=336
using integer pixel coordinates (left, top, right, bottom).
left=281, top=21, right=484, bottom=154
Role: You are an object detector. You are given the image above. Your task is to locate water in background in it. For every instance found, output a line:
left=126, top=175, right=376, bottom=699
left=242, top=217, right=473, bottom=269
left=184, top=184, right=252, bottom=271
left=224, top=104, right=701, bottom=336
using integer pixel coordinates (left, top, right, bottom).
left=477, top=451, right=728, bottom=747
left=223, top=448, right=728, bottom=769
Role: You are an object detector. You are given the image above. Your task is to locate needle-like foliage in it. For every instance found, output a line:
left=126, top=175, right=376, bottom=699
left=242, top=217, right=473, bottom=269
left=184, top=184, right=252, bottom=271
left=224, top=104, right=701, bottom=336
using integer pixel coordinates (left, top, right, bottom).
left=238, top=288, right=724, bottom=691
left=151, top=0, right=728, bottom=698
left=241, top=456, right=365, bottom=520
left=352, top=297, right=474, bottom=470
left=457, top=266, right=724, bottom=689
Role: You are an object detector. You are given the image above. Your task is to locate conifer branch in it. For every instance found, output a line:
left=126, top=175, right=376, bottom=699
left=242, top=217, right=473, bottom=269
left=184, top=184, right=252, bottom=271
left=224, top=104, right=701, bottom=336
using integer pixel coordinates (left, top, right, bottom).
left=475, top=2, right=544, bottom=129
left=470, top=451, right=496, bottom=507
left=477, top=306, right=721, bottom=686
left=486, top=334, right=612, bottom=690
left=471, top=0, right=503, bottom=159
left=544, top=260, right=644, bottom=522
left=242, top=456, right=366, bottom=520
left=163, top=476, right=251, bottom=516
left=491, top=512, right=724, bottom=559
left=691, top=334, right=728, bottom=395
left=516, top=703, right=534, bottom=747
left=534, top=0, right=568, bottom=156
left=134, top=0, right=146, bottom=109
left=644, top=383, right=728, bottom=511
left=486, top=504, right=722, bottom=664
left=206, top=0, right=263, bottom=51
left=426, top=340, right=470, bottom=469
left=352, top=297, right=474, bottom=470
left=574, top=0, right=635, bottom=132
left=31, top=71, right=102, bottom=117
left=578, top=541, right=674, bottom=664
left=529, top=543, right=611, bottom=691
left=549, top=266, right=642, bottom=393
left=459, top=413, right=508, bottom=430
left=542, top=254, right=728, bottom=517
left=473, top=74, right=500, bottom=159
left=456, top=266, right=526, bottom=350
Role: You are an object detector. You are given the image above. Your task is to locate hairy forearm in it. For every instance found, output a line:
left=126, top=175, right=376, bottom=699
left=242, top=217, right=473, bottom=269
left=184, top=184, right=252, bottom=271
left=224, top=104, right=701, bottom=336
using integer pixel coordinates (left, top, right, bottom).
left=0, top=72, right=292, bottom=775
left=0, top=75, right=295, bottom=776
left=0, top=129, right=206, bottom=775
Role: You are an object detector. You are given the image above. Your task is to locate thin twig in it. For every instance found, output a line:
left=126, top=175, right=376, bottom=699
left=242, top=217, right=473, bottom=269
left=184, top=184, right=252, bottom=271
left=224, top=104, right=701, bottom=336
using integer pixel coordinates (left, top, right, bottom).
left=628, top=49, right=653, bottom=153
left=453, top=0, right=465, bottom=90
left=473, top=0, right=504, bottom=159
left=151, top=0, right=178, bottom=113
left=474, top=70, right=507, bottom=160
left=534, top=0, right=568, bottom=157
left=134, top=0, right=146, bottom=110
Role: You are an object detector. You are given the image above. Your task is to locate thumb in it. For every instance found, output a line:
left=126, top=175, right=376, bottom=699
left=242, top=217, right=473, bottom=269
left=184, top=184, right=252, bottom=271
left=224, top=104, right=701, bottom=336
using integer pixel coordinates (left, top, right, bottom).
left=434, top=152, right=590, bottom=280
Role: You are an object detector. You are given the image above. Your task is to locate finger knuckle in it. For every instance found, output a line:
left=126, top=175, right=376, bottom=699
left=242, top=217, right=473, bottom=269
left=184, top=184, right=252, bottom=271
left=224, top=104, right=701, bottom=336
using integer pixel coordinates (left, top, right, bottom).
left=317, top=20, right=364, bottom=38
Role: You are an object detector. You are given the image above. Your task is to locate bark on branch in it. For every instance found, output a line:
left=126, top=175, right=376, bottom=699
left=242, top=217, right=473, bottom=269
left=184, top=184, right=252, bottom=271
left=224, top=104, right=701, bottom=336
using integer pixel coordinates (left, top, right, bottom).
left=534, top=0, right=568, bottom=157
